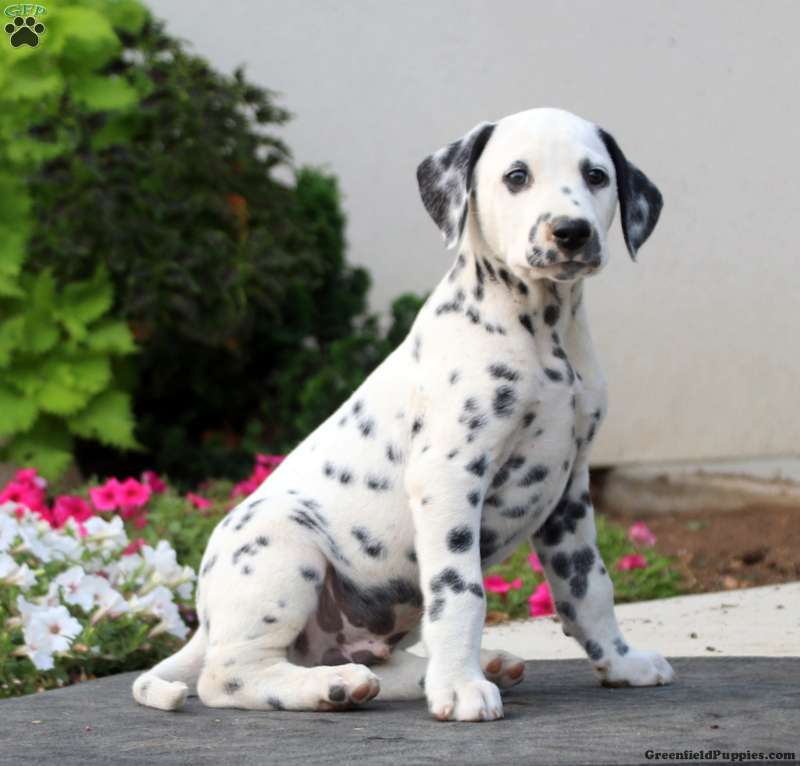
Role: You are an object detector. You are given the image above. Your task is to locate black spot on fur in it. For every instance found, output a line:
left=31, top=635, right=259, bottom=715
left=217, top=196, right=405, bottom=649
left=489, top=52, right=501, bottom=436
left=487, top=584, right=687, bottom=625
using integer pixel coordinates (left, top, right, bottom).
left=201, top=554, right=217, bottom=577
left=411, top=417, right=424, bottom=437
left=449, top=370, right=461, bottom=385
left=359, top=418, right=375, bottom=438
left=552, top=552, right=571, bottom=579
left=479, top=527, right=499, bottom=560
left=262, top=615, right=277, bottom=624
left=518, top=465, right=549, bottom=487
left=556, top=601, right=576, bottom=621
left=466, top=454, right=488, bottom=477
left=544, top=305, right=560, bottom=326
left=428, top=598, right=445, bottom=621
left=488, top=363, right=520, bottom=382
left=431, top=567, right=466, bottom=594
left=267, top=696, right=285, bottom=710
left=447, top=525, right=474, bottom=553
left=614, top=637, right=630, bottom=656
left=535, top=496, right=589, bottom=547
left=585, top=640, right=604, bottom=661
left=300, top=566, right=320, bottom=582
left=224, top=679, right=243, bottom=695
left=545, top=368, right=563, bottom=382
left=467, top=489, right=481, bottom=507
left=519, top=314, right=535, bottom=336
left=493, top=385, right=516, bottom=417
left=365, top=474, right=391, bottom=492
left=328, top=684, right=347, bottom=702
left=468, top=583, right=484, bottom=598
left=352, top=526, right=386, bottom=559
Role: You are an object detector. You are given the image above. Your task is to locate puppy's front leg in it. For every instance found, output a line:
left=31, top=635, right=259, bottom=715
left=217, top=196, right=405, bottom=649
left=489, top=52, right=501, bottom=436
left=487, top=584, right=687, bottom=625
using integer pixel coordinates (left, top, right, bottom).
left=406, top=453, right=501, bottom=722
left=532, top=462, right=674, bottom=687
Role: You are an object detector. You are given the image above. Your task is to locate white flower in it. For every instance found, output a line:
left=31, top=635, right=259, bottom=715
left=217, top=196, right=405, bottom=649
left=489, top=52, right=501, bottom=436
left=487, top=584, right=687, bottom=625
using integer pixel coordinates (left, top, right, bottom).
left=16, top=520, right=82, bottom=564
left=105, top=553, right=145, bottom=587
left=0, top=552, right=37, bottom=590
left=54, top=566, right=128, bottom=615
left=81, top=515, right=128, bottom=554
left=141, top=540, right=196, bottom=597
left=129, top=585, right=188, bottom=640
left=0, top=512, right=20, bottom=552
left=17, top=597, right=82, bottom=670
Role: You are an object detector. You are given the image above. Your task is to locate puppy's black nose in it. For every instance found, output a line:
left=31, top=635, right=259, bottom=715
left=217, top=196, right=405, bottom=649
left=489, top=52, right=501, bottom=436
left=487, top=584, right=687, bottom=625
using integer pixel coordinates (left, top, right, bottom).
left=552, top=218, right=592, bottom=252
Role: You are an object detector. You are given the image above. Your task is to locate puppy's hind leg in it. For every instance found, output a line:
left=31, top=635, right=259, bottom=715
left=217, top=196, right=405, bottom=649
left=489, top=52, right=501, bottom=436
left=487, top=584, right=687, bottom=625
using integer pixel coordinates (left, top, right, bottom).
left=197, top=537, right=379, bottom=712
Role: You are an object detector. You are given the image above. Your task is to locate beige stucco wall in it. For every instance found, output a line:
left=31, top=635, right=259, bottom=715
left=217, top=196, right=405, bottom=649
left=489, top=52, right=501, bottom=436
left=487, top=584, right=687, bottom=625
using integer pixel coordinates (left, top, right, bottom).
left=150, top=0, right=800, bottom=465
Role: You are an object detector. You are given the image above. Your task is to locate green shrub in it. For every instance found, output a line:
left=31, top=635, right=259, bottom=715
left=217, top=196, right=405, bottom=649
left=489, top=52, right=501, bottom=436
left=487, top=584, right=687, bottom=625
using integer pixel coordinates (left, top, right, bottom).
left=22, top=12, right=423, bottom=486
left=0, top=0, right=147, bottom=480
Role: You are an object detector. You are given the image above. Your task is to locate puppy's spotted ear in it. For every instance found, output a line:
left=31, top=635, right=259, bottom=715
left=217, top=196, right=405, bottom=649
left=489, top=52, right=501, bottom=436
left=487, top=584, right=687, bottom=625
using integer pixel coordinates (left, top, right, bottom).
left=598, top=129, right=663, bottom=260
left=417, top=122, right=495, bottom=249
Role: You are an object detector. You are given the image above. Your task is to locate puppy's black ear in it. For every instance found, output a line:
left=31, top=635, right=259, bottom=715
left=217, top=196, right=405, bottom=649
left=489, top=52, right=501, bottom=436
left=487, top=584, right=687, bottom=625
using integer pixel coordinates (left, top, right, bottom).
left=417, top=122, right=495, bottom=249
left=598, top=128, right=663, bottom=260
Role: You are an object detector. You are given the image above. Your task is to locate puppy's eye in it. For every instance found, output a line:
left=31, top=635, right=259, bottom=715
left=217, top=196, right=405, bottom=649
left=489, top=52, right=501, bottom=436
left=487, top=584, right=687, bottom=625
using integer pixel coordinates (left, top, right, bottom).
left=504, top=167, right=530, bottom=191
left=586, top=167, right=609, bottom=187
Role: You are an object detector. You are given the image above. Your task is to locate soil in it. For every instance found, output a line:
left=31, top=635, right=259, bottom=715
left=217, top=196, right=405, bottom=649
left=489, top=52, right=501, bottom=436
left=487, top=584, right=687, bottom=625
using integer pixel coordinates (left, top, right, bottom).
left=600, top=504, right=800, bottom=594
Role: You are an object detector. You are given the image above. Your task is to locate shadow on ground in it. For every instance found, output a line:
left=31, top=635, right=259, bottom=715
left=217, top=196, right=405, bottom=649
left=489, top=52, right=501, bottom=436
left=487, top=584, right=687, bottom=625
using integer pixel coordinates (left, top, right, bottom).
left=1, top=658, right=797, bottom=765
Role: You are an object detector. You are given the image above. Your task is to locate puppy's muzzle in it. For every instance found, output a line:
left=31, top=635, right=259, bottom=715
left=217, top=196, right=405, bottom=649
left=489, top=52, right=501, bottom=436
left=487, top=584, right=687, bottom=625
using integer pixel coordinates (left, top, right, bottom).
left=527, top=215, right=602, bottom=269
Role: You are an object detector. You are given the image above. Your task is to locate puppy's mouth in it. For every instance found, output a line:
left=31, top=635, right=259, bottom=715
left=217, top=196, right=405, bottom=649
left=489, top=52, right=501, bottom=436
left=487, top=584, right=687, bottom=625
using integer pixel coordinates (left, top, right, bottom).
left=525, top=237, right=604, bottom=281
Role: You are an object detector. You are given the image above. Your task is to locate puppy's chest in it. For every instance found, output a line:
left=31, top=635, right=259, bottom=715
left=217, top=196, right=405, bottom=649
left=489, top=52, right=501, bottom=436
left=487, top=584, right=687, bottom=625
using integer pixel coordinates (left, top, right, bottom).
left=479, top=361, right=602, bottom=552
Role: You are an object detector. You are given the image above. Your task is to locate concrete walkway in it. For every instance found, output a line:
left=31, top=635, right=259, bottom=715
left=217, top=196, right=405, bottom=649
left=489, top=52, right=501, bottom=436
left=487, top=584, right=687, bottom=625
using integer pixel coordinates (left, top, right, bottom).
left=478, top=583, right=800, bottom=660
left=1, top=658, right=797, bottom=765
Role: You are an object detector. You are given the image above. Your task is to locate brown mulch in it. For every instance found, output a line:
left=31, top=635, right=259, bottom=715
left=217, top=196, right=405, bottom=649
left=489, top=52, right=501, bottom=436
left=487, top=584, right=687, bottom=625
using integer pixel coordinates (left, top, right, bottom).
left=602, top=504, right=800, bottom=594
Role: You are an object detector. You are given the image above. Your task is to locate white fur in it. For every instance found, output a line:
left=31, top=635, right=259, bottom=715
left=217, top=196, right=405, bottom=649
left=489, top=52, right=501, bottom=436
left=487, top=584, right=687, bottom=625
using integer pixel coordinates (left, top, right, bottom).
left=133, top=108, right=673, bottom=721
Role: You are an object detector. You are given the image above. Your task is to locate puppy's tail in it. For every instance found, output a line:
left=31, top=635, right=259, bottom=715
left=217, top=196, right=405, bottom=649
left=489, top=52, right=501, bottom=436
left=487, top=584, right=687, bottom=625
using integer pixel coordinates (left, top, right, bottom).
left=132, top=628, right=206, bottom=711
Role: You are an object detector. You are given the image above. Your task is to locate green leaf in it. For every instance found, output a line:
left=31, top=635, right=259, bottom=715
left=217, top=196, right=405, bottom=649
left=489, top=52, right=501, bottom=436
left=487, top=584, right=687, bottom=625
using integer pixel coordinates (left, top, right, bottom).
left=85, top=319, right=137, bottom=354
left=49, top=7, right=120, bottom=72
left=0, top=313, right=25, bottom=366
left=0, top=227, right=29, bottom=281
left=0, top=383, right=38, bottom=437
left=71, top=75, right=138, bottom=112
left=57, top=267, right=113, bottom=328
left=22, top=309, right=59, bottom=354
left=35, top=377, right=93, bottom=416
left=4, top=417, right=73, bottom=481
left=103, top=0, right=149, bottom=35
left=67, top=389, right=138, bottom=449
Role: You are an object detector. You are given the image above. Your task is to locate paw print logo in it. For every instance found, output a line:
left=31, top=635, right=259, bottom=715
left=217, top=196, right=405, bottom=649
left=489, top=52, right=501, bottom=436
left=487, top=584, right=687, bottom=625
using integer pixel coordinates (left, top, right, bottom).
left=4, top=15, right=45, bottom=47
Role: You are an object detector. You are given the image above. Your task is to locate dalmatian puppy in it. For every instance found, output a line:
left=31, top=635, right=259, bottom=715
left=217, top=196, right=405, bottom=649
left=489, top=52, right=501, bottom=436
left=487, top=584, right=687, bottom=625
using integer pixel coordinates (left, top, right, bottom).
left=133, top=107, right=673, bottom=722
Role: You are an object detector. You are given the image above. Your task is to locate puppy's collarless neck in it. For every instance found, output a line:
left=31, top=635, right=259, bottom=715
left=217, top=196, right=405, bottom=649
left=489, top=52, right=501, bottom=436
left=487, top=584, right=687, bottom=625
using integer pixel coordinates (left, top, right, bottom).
left=450, top=246, right=584, bottom=327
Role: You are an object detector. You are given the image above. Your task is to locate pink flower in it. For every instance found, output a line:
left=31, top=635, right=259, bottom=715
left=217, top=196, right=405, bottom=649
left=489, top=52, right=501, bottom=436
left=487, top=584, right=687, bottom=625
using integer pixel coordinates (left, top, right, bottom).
left=483, top=575, right=523, bottom=594
left=627, top=521, right=656, bottom=547
left=617, top=553, right=648, bottom=571
left=186, top=492, right=212, bottom=510
left=1, top=468, right=49, bottom=520
left=231, top=454, right=285, bottom=498
left=132, top=512, right=149, bottom=529
left=117, top=478, right=151, bottom=509
left=122, top=538, right=146, bottom=556
left=90, top=478, right=122, bottom=511
left=141, top=471, right=167, bottom=494
left=51, top=496, right=94, bottom=527
left=528, top=552, right=543, bottom=573
left=528, top=581, right=555, bottom=617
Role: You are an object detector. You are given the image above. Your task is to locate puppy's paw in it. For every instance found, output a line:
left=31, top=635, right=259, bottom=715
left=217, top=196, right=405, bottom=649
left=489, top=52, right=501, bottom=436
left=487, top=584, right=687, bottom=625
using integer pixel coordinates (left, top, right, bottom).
left=593, top=648, right=674, bottom=688
left=480, top=649, right=526, bottom=690
left=314, top=664, right=381, bottom=711
left=427, top=678, right=503, bottom=722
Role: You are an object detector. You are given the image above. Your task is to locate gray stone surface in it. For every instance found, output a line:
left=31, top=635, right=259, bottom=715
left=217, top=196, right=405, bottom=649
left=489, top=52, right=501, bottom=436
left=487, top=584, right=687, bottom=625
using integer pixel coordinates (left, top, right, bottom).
left=1, top=658, right=797, bottom=765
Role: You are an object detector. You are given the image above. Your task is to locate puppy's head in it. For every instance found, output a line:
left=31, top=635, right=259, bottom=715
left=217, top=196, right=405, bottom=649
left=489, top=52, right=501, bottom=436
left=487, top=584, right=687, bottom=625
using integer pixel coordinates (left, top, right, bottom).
left=417, top=108, right=663, bottom=282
